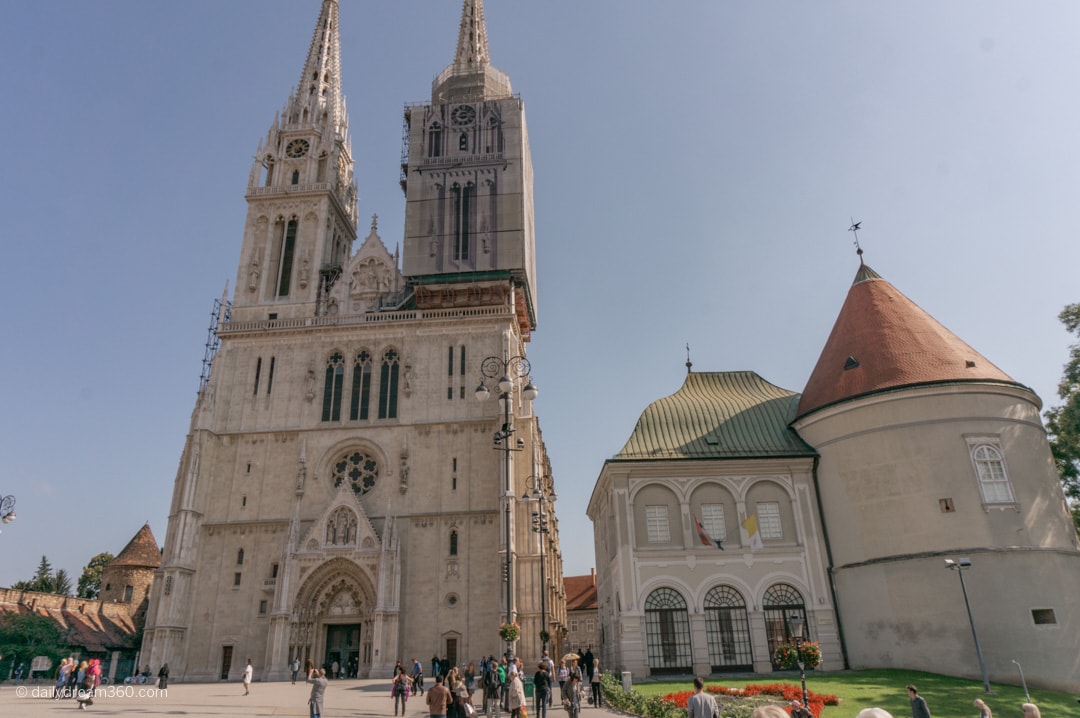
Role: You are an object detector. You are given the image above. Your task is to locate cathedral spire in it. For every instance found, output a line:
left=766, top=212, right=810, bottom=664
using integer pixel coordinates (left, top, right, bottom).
left=433, top=0, right=511, bottom=102
left=296, top=0, right=345, bottom=134
left=453, top=0, right=492, bottom=71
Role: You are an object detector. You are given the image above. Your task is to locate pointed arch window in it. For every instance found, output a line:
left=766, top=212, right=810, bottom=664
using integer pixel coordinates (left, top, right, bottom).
left=277, top=218, right=298, bottom=296
left=236, top=549, right=244, bottom=565
left=350, top=351, right=373, bottom=420
left=643, top=588, right=692, bottom=673
left=449, top=529, right=459, bottom=556
left=378, top=349, right=400, bottom=419
left=459, top=132, right=468, bottom=151
left=704, top=586, right=752, bottom=671
left=428, top=122, right=443, bottom=158
left=452, top=183, right=473, bottom=261
left=291, top=170, right=300, bottom=185
left=321, top=352, right=345, bottom=422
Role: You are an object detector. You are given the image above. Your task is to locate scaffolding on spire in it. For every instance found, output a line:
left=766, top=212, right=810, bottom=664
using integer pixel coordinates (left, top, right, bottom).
left=199, top=287, right=232, bottom=393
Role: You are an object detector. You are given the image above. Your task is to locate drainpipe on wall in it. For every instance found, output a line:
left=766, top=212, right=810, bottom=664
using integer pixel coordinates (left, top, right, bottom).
left=809, top=455, right=850, bottom=670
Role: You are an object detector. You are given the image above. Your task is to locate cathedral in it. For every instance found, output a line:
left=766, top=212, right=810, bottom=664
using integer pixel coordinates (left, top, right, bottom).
left=587, top=261, right=1080, bottom=691
left=140, top=0, right=564, bottom=681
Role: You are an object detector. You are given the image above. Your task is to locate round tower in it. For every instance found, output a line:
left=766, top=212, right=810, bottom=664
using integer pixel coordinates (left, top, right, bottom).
left=100, top=523, right=161, bottom=623
left=792, top=263, right=1080, bottom=691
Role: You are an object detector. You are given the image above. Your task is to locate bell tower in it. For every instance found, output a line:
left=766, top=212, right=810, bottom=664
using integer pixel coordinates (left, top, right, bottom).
left=400, top=0, right=538, bottom=336
left=232, top=0, right=358, bottom=323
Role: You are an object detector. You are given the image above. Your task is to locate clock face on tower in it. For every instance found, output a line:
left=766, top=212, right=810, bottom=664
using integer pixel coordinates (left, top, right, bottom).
left=451, top=105, right=476, bottom=126
left=285, top=139, right=310, bottom=158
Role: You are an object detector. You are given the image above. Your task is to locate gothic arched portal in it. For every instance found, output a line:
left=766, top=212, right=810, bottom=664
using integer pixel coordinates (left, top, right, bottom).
left=291, top=558, right=378, bottom=678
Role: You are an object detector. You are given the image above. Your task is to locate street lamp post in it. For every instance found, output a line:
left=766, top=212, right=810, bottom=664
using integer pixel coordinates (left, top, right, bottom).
left=0, top=495, right=16, bottom=533
left=944, top=558, right=991, bottom=693
left=1011, top=660, right=1030, bottom=703
left=476, top=355, right=538, bottom=659
left=788, top=613, right=809, bottom=708
left=524, top=475, right=556, bottom=656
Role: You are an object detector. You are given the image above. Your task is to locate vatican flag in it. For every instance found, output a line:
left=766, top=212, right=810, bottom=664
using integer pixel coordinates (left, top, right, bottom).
left=742, top=514, right=764, bottom=551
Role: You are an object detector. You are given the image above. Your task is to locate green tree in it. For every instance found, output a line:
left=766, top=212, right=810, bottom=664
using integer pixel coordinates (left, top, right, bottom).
left=76, top=552, right=114, bottom=599
left=0, top=613, right=68, bottom=678
left=30, top=556, right=55, bottom=593
left=53, top=569, right=73, bottom=597
left=1045, top=303, right=1080, bottom=532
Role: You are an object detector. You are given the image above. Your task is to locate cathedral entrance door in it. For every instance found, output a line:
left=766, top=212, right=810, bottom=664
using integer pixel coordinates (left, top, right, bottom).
left=324, top=623, right=360, bottom=678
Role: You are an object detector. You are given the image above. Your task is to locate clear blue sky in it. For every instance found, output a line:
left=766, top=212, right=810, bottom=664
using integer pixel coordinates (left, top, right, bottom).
left=2, top=1, right=1079, bottom=587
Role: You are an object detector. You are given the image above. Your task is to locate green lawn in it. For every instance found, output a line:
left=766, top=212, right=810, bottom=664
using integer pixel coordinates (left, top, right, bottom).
left=628, top=669, right=1077, bottom=717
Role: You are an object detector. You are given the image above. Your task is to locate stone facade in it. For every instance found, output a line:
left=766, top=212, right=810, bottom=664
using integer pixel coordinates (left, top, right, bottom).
left=588, top=266, right=1080, bottom=692
left=140, top=1, right=565, bottom=684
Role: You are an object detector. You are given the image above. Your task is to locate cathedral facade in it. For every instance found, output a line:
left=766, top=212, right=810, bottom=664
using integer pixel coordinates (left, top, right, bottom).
left=140, top=0, right=564, bottom=682
left=588, top=263, right=1080, bottom=691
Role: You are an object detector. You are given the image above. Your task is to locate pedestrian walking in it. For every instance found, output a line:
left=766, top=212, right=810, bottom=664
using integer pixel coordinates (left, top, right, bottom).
left=76, top=658, right=101, bottom=710
left=291, top=657, right=301, bottom=684
left=157, top=663, right=170, bottom=689
left=393, top=665, right=413, bottom=716
left=243, top=658, right=254, bottom=695
left=686, top=677, right=718, bottom=718
left=507, top=668, right=526, bottom=718
left=907, top=685, right=931, bottom=718
left=427, top=674, right=452, bottom=718
left=589, top=660, right=602, bottom=708
left=561, top=673, right=582, bottom=718
left=483, top=656, right=502, bottom=718
left=533, top=662, right=551, bottom=718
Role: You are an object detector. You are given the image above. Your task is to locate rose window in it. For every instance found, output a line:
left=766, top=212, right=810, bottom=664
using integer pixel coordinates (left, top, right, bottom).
left=333, top=450, right=378, bottom=495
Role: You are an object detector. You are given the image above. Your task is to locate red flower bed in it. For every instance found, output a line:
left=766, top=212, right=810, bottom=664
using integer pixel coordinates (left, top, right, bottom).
left=661, top=683, right=839, bottom=717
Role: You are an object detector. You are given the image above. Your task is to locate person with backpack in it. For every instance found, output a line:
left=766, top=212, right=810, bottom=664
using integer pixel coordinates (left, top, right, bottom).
left=483, top=659, right=502, bottom=718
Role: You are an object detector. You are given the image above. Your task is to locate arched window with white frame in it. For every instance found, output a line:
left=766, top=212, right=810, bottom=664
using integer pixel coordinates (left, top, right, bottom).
left=967, top=439, right=1015, bottom=504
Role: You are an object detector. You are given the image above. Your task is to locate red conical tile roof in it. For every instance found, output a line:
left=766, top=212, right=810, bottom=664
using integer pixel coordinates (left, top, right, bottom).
left=109, top=523, right=161, bottom=568
left=797, top=263, right=1018, bottom=418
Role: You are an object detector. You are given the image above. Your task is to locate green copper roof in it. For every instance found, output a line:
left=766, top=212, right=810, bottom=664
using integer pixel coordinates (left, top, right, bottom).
left=613, top=371, right=816, bottom=461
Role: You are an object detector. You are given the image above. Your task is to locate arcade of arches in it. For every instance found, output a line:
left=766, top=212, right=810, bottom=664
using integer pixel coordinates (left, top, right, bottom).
left=644, top=583, right=807, bottom=674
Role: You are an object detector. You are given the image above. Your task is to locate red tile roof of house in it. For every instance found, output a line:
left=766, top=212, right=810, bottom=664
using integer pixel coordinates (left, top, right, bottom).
left=798, top=263, right=1019, bottom=418
left=565, top=573, right=597, bottom=611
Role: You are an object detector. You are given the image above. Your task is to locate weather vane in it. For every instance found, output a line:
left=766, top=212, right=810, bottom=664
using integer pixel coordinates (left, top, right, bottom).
left=848, top=218, right=863, bottom=262
left=685, top=343, right=693, bottom=373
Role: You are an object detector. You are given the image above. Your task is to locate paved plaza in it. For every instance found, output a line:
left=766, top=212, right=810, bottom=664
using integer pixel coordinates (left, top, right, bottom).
left=0, top=678, right=622, bottom=718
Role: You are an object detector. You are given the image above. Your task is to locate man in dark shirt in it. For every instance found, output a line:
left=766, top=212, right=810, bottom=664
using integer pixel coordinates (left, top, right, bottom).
left=907, top=685, right=932, bottom=718
left=532, top=663, right=551, bottom=718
